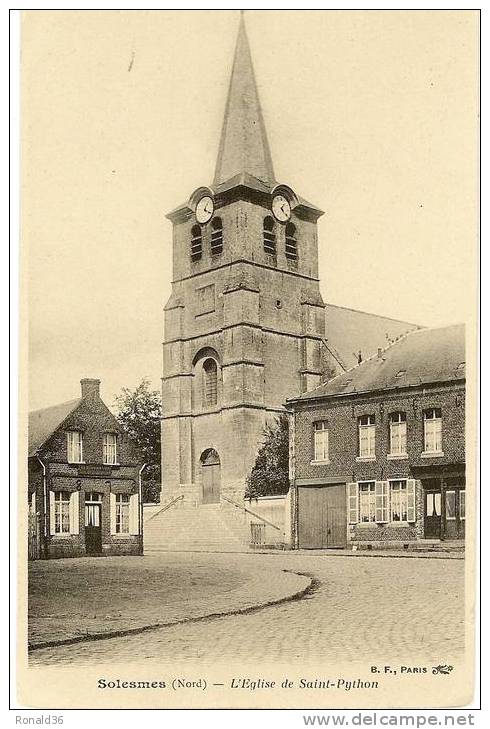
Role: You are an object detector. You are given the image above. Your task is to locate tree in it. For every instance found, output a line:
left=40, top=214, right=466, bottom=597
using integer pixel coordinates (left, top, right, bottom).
left=114, top=378, right=162, bottom=503
left=245, top=414, right=290, bottom=499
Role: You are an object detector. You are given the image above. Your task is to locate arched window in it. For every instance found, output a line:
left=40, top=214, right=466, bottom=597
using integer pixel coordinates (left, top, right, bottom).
left=191, top=224, right=202, bottom=262
left=285, top=222, right=298, bottom=261
left=202, top=358, right=218, bottom=407
left=210, top=217, right=223, bottom=256
left=263, top=216, right=276, bottom=256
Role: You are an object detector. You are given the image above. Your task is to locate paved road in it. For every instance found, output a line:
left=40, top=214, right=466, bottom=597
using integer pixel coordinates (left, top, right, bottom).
left=30, top=552, right=465, bottom=666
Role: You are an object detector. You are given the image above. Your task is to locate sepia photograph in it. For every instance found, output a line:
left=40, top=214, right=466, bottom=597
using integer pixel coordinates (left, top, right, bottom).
left=17, top=8, right=479, bottom=711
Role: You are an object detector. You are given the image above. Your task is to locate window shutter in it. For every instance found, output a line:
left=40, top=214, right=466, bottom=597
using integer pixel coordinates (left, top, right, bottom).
left=375, top=481, right=389, bottom=523
left=129, top=494, right=139, bottom=535
left=110, top=493, right=117, bottom=535
left=69, top=491, right=80, bottom=535
left=49, top=491, right=56, bottom=535
left=347, top=483, right=358, bottom=524
left=407, top=479, right=416, bottom=522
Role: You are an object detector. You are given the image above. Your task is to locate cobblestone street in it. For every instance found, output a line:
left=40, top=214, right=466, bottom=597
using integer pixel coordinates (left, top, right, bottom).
left=30, top=552, right=465, bottom=667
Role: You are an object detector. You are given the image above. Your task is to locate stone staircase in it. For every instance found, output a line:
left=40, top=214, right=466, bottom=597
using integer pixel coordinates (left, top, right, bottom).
left=144, top=502, right=251, bottom=553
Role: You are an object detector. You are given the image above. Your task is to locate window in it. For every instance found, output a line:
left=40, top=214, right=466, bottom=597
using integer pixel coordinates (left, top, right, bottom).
left=313, top=421, right=329, bottom=461
left=210, top=217, right=223, bottom=255
left=389, top=412, right=407, bottom=455
left=285, top=222, right=297, bottom=261
left=263, top=216, right=276, bottom=256
left=359, top=482, right=376, bottom=522
left=196, top=284, right=215, bottom=315
left=358, top=415, right=376, bottom=458
left=390, top=480, right=408, bottom=522
left=103, top=433, right=117, bottom=465
left=191, top=224, right=202, bottom=262
left=423, top=408, right=442, bottom=453
left=445, top=490, right=456, bottom=520
left=460, top=490, right=466, bottom=520
left=53, top=491, right=70, bottom=534
left=115, top=494, right=130, bottom=534
left=203, top=358, right=218, bottom=407
left=390, top=480, right=416, bottom=523
left=67, top=430, right=83, bottom=463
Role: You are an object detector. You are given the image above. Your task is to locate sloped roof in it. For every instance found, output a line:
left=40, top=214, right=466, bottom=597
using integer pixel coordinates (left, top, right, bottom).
left=214, top=15, right=275, bottom=187
left=293, top=323, right=465, bottom=402
left=324, top=303, right=419, bottom=371
left=28, top=399, right=81, bottom=457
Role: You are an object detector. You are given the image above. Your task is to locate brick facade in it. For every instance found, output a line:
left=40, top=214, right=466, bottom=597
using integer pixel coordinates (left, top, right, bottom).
left=290, top=380, right=466, bottom=549
left=29, top=381, right=144, bottom=559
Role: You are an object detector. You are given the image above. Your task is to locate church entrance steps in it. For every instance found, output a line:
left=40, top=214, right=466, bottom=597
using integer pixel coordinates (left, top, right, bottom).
left=143, top=502, right=251, bottom=553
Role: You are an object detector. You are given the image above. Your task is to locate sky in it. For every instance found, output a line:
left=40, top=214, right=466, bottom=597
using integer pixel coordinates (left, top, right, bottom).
left=23, top=10, right=479, bottom=411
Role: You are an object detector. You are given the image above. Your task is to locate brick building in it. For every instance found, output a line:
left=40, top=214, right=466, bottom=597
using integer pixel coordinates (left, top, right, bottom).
left=158, top=15, right=415, bottom=520
left=28, top=379, right=144, bottom=559
left=287, top=324, right=466, bottom=550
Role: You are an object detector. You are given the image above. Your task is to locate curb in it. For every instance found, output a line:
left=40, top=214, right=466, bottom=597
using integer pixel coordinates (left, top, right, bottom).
left=145, top=547, right=464, bottom=560
left=28, top=569, right=314, bottom=653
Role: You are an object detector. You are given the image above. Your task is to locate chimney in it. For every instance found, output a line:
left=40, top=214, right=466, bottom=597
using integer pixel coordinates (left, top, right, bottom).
left=80, top=378, right=101, bottom=399
left=358, top=350, right=362, bottom=364
left=377, top=348, right=383, bottom=359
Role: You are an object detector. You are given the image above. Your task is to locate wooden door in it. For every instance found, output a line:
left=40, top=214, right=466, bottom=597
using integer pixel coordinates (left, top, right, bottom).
left=85, top=503, right=102, bottom=554
left=201, top=449, right=221, bottom=504
left=424, top=490, right=441, bottom=538
left=298, top=484, right=347, bottom=549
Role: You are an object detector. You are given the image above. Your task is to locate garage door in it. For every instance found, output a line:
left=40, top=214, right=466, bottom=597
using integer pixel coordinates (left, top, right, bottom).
left=298, top=483, right=347, bottom=549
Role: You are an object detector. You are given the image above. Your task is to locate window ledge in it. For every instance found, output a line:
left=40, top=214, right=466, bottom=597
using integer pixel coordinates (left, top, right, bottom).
left=50, top=534, right=75, bottom=539
left=310, top=460, right=330, bottom=466
left=420, top=451, right=445, bottom=458
left=68, top=461, right=85, bottom=465
left=387, top=453, right=409, bottom=460
left=355, top=456, right=376, bottom=463
left=104, top=463, right=120, bottom=467
left=112, top=533, right=133, bottom=538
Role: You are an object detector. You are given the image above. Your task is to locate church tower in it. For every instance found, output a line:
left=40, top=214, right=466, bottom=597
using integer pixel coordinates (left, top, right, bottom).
left=161, top=15, right=326, bottom=505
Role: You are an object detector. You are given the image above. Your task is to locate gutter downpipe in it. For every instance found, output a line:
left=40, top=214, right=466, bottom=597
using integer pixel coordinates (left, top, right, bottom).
left=36, top=455, right=47, bottom=557
left=138, top=464, right=147, bottom=555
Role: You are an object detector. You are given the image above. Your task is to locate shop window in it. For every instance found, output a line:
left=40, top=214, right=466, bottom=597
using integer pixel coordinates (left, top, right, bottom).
left=445, top=490, right=456, bottom=520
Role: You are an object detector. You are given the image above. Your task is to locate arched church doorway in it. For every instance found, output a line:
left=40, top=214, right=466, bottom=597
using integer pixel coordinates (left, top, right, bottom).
left=200, top=449, right=221, bottom=504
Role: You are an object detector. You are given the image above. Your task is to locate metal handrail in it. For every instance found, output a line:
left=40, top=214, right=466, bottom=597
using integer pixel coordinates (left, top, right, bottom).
left=221, top=494, right=282, bottom=532
left=144, top=494, right=184, bottom=522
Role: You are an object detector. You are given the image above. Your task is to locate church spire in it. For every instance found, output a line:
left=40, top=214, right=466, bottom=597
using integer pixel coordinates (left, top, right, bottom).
left=213, top=13, right=275, bottom=187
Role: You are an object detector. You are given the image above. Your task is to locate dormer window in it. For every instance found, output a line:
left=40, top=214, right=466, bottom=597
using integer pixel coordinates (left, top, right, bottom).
left=263, top=216, right=276, bottom=256
left=191, top=225, right=203, bottom=262
left=210, top=217, right=223, bottom=255
left=285, top=222, right=297, bottom=261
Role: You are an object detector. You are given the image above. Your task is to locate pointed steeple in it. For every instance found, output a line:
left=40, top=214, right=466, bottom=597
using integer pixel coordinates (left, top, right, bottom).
left=213, top=14, right=275, bottom=187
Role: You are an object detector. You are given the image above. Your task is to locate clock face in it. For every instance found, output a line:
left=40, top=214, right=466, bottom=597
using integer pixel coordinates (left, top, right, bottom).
left=195, top=196, right=214, bottom=224
left=272, top=194, right=291, bottom=222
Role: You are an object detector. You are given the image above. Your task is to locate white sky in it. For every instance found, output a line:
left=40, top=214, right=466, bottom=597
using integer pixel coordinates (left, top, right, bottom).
left=23, top=10, right=479, bottom=411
